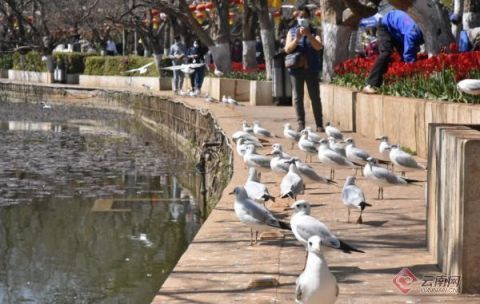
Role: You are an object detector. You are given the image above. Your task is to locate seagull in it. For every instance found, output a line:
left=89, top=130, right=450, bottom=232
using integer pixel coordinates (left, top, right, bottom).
left=181, top=66, right=195, bottom=75
left=231, top=131, right=262, bottom=146
left=296, top=235, right=339, bottom=304
left=124, top=61, right=154, bottom=74
left=269, top=150, right=291, bottom=174
left=325, top=122, right=343, bottom=140
left=214, top=69, right=224, bottom=77
left=328, top=136, right=346, bottom=157
left=317, top=139, right=358, bottom=180
left=342, top=176, right=372, bottom=224
left=243, top=145, right=272, bottom=170
left=345, top=138, right=370, bottom=166
left=253, top=121, right=275, bottom=138
left=230, top=186, right=290, bottom=245
left=40, top=101, right=52, bottom=109
left=142, top=83, right=152, bottom=90
left=387, top=144, right=426, bottom=176
left=290, top=200, right=364, bottom=253
left=242, top=120, right=254, bottom=134
left=129, top=233, right=154, bottom=247
left=244, top=168, right=275, bottom=203
left=280, top=159, right=304, bottom=200
left=236, top=138, right=253, bottom=157
left=304, top=127, right=322, bottom=142
left=205, top=95, right=216, bottom=103
left=284, top=123, right=301, bottom=148
left=271, top=143, right=292, bottom=158
left=375, top=136, right=391, bottom=159
left=298, top=131, right=319, bottom=162
left=457, top=79, right=480, bottom=95
left=363, top=157, right=420, bottom=199
left=226, top=96, right=239, bottom=105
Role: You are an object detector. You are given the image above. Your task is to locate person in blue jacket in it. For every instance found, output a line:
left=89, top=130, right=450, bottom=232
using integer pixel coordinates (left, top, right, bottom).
left=363, top=10, right=424, bottom=94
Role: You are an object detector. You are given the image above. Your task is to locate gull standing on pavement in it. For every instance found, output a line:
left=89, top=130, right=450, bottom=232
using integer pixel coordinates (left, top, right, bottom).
left=317, top=139, right=358, bottom=180
left=376, top=136, right=391, bottom=160
left=328, top=137, right=346, bottom=157
left=387, top=144, right=426, bottom=176
left=363, top=157, right=420, bottom=199
left=245, top=168, right=275, bottom=203
left=296, top=235, right=339, bottom=304
left=242, top=120, right=254, bottom=134
left=230, top=186, right=291, bottom=245
left=290, top=200, right=364, bottom=253
left=253, top=120, right=275, bottom=138
left=236, top=138, right=262, bottom=157
left=304, top=126, right=322, bottom=142
left=280, top=159, right=304, bottom=200
left=325, top=122, right=343, bottom=140
left=298, top=131, right=319, bottom=163
left=284, top=123, right=301, bottom=148
left=342, top=176, right=372, bottom=224
left=243, top=145, right=272, bottom=171
left=232, top=131, right=262, bottom=146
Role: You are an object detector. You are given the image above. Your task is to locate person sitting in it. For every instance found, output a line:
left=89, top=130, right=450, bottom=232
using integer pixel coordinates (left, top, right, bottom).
left=362, top=10, right=424, bottom=94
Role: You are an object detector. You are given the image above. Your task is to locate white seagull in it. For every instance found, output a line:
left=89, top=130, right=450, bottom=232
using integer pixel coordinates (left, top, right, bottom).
left=363, top=157, right=420, bottom=199
left=342, top=176, right=372, bottom=224
left=230, top=186, right=291, bottom=245
left=376, top=136, right=391, bottom=159
left=124, top=61, right=154, bottom=74
left=244, top=168, right=275, bottom=203
left=325, top=122, right=343, bottom=140
left=290, top=200, right=364, bottom=253
left=284, top=123, right=301, bottom=148
left=232, top=131, right=262, bottom=146
left=387, top=144, right=426, bottom=176
left=457, top=79, right=480, bottom=95
left=298, top=131, right=319, bottom=162
left=243, top=145, right=272, bottom=170
left=317, top=139, right=358, bottom=180
left=280, top=159, right=304, bottom=200
left=253, top=121, right=275, bottom=138
left=304, top=126, right=322, bottom=142
left=328, top=136, right=346, bottom=157
left=40, top=101, right=52, bottom=109
left=296, top=235, right=339, bottom=304
left=242, top=120, right=254, bottom=134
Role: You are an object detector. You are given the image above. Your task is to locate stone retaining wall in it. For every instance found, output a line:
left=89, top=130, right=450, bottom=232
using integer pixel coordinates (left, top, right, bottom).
left=79, top=74, right=171, bottom=91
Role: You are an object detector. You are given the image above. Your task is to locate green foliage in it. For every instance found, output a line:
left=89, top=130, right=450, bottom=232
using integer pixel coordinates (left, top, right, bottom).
left=53, top=53, right=96, bottom=74
left=207, top=70, right=267, bottom=81
left=0, top=54, right=13, bottom=70
left=84, top=56, right=166, bottom=77
left=12, top=51, right=47, bottom=72
left=332, top=69, right=480, bottom=104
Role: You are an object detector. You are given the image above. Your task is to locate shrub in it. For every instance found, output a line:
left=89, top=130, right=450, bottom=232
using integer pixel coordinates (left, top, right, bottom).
left=0, top=54, right=13, bottom=70
left=84, top=55, right=171, bottom=77
left=12, top=51, right=47, bottom=72
left=53, top=53, right=95, bottom=74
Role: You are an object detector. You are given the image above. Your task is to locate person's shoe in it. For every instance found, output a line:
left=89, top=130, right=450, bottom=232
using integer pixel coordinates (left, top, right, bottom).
left=316, top=126, right=325, bottom=133
left=297, top=123, right=305, bottom=132
left=362, top=85, right=377, bottom=94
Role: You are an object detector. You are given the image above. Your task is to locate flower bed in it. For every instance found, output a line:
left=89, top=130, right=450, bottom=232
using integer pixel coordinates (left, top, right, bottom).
left=333, top=46, right=480, bottom=103
left=207, top=62, right=266, bottom=80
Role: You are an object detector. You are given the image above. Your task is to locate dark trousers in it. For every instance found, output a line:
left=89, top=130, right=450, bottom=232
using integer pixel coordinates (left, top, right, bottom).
left=367, top=25, right=400, bottom=87
left=290, top=70, right=323, bottom=128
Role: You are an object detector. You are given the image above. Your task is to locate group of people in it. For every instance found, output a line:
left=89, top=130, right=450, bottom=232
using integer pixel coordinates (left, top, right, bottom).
left=169, top=36, right=208, bottom=95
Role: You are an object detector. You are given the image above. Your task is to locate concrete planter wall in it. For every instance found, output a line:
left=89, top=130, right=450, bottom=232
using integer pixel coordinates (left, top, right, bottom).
left=8, top=69, right=53, bottom=84
left=249, top=80, right=273, bottom=106
left=319, top=84, right=480, bottom=158
left=79, top=75, right=162, bottom=90
left=202, top=77, right=251, bottom=102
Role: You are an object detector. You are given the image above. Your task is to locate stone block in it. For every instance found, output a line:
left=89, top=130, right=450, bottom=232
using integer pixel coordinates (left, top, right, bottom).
left=249, top=80, right=273, bottom=106
left=356, top=93, right=383, bottom=138
left=78, top=75, right=161, bottom=90
left=208, top=77, right=236, bottom=101
left=332, top=86, right=356, bottom=132
left=234, top=79, right=250, bottom=101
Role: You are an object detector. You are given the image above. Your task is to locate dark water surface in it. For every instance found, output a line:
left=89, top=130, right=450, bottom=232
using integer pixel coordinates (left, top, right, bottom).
left=0, top=101, right=202, bottom=303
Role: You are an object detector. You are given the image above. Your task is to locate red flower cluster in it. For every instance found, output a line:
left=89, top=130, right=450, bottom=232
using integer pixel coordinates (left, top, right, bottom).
left=335, top=46, right=480, bottom=82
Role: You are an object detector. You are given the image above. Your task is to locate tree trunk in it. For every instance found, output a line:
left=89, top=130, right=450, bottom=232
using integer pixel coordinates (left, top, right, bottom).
left=453, top=0, right=465, bottom=39
left=154, top=54, right=163, bottom=77
left=243, top=4, right=257, bottom=69
left=210, top=43, right=232, bottom=73
left=258, top=0, right=275, bottom=80
left=243, top=41, right=257, bottom=69
left=464, top=0, right=480, bottom=29
left=388, top=0, right=454, bottom=54
left=321, top=0, right=353, bottom=81
left=322, top=23, right=353, bottom=81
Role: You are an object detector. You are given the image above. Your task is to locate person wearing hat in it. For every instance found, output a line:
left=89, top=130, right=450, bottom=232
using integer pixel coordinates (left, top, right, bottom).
left=362, top=10, right=424, bottom=94
left=450, top=13, right=480, bottom=52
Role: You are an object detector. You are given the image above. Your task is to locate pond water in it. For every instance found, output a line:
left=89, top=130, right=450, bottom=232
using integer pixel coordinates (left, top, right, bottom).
left=0, top=102, right=202, bottom=303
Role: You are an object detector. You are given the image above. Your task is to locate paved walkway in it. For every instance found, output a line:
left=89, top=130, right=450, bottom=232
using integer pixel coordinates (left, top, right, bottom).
left=150, top=95, right=479, bottom=303
left=1, top=80, right=477, bottom=303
